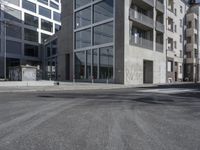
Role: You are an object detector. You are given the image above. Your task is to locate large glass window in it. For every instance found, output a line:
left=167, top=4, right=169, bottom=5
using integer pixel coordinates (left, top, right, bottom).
left=41, top=19, right=53, bottom=32
left=99, top=46, right=113, bottom=79
left=53, top=12, right=61, bottom=22
left=75, top=51, right=85, bottom=79
left=75, top=7, right=91, bottom=29
left=22, top=0, right=36, bottom=13
left=38, top=0, right=48, bottom=5
left=39, top=6, right=51, bottom=18
left=41, top=33, right=50, bottom=43
left=75, top=28, right=91, bottom=49
left=93, top=0, right=113, bottom=23
left=4, top=0, right=20, bottom=6
left=93, top=22, right=113, bottom=45
left=24, top=28, right=38, bottom=42
left=24, top=44, right=39, bottom=57
left=6, top=24, right=22, bottom=39
left=51, top=1, right=59, bottom=9
left=6, top=40, right=21, bottom=55
left=24, top=13, right=38, bottom=28
left=75, top=0, right=91, bottom=9
left=86, top=50, right=91, bottom=79
left=92, top=49, right=98, bottom=79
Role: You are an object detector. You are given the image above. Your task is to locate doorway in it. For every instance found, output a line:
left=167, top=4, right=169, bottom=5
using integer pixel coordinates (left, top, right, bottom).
left=143, top=60, right=153, bottom=84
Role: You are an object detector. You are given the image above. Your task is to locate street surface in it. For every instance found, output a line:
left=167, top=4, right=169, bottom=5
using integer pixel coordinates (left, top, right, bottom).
left=0, top=86, right=200, bottom=150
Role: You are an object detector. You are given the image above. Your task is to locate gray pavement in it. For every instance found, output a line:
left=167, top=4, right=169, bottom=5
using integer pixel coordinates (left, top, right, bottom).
left=0, top=87, right=200, bottom=150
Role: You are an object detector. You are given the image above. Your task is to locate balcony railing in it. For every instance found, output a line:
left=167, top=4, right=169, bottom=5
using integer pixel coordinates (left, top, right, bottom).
left=129, top=8, right=154, bottom=28
left=156, top=0, right=164, bottom=12
left=156, top=21, right=164, bottom=32
left=156, top=43, right=164, bottom=52
left=130, top=36, right=153, bottom=50
left=143, top=0, right=154, bottom=7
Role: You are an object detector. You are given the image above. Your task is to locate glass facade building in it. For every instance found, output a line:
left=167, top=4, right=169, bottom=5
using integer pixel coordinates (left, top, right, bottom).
left=0, top=0, right=61, bottom=78
left=74, top=0, right=114, bottom=81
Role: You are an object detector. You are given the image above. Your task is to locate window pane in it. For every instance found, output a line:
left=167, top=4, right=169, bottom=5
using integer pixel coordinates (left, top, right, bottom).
left=92, top=49, right=98, bottom=79
left=38, top=0, right=48, bottom=5
left=41, top=33, right=50, bottom=43
left=39, top=6, right=51, bottom=18
left=24, top=44, right=39, bottom=57
left=41, top=19, right=53, bottom=32
left=4, top=0, right=20, bottom=6
left=22, top=0, right=36, bottom=13
left=93, top=0, right=113, bottom=23
left=24, top=28, right=38, bottom=42
left=99, top=46, right=113, bottom=79
left=75, top=0, right=91, bottom=9
left=75, top=51, right=85, bottom=79
left=53, top=12, right=61, bottom=22
left=24, top=13, right=38, bottom=28
left=6, top=40, right=22, bottom=55
left=86, top=50, right=91, bottom=79
left=6, top=24, right=22, bottom=39
left=75, top=28, right=91, bottom=49
left=75, top=7, right=91, bottom=29
left=93, top=22, right=113, bottom=45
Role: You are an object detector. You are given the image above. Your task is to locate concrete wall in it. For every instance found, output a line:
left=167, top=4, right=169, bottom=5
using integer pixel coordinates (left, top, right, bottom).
left=0, top=57, right=4, bottom=78
left=57, top=0, right=73, bottom=81
left=115, top=0, right=125, bottom=84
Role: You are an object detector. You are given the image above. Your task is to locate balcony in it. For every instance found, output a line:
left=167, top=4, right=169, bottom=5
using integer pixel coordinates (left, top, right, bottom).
left=156, top=0, right=164, bottom=12
left=156, top=21, right=164, bottom=32
left=156, top=43, right=164, bottom=52
left=143, top=0, right=154, bottom=7
left=130, top=36, right=153, bottom=50
left=129, top=8, right=154, bottom=28
left=186, top=28, right=198, bottom=36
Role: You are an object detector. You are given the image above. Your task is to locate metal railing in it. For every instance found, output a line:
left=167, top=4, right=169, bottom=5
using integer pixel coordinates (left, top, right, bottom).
left=129, top=8, right=154, bottom=28
left=156, top=43, right=164, bottom=52
left=143, top=0, right=154, bottom=7
left=156, top=21, right=164, bottom=32
left=130, top=36, right=153, bottom=50
left=156, top=0, right=164, bottom=12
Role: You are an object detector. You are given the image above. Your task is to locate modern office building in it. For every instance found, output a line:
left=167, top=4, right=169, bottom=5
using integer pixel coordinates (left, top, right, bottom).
left=185, top=3, right=200, bottom=82
left=53, top=0, right=167, bottom=84
left=0, top=0, right=61, bottom=78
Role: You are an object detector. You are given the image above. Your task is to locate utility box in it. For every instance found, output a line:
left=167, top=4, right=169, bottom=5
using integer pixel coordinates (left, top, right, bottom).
left=9, top=66, right=37, bottom=81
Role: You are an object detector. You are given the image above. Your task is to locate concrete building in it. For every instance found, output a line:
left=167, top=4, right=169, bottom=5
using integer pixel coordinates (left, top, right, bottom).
left=0, top=0, right=61, bottom=78
left=52, top=0, right=167, bottom=85
left=185, top=3, right=200, bottom=82
left=166, top=0, right=189, bottom=83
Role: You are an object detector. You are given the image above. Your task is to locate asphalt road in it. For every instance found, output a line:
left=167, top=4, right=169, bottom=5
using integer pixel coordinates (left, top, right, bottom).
left=0, top=87, right=200, bottom=150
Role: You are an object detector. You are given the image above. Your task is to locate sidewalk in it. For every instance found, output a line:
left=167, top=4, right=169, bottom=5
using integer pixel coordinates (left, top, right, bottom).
left=0, top=81, right=199, bottom=93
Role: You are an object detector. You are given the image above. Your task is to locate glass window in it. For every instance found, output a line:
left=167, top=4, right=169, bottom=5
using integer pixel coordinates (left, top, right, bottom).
left=75, top=7, right=91, bottom=29
left=38, top=0, right=48, bottom=5
left=55, top=24, right=61, bottom=32
left=24, top=13, right=38, bottom=28
left=75, top=51, right=85, bottom=79
left=99, top=46, right=113, bottom=79
left=41, top=19, right=53, bottom=32
left=4, top=6, right=22, bottom=22
left=75, top=0, right=91, bottom=9
left=6, top=40, right=21, bottom=55
left=6, top=24, right=22, bottom=39
left=50, top=1, right=59, bottom=9
left=93, top=22, right=113, bottom=45
left=24, top=44, right=39, bottom=57
left=92, top=49, right=98, bottom=79
left=53, top=12, right=61, bottom=22
left=24, top=28, right=38, bottom=42
left=4, top=0, right=20, bottom=6
left=41, top=33, right=50, bottom=43
left=86, top=50, right=91, bottom=79
left=75, top=28, right=91, bottom=49
left=22, top=0, right=36, bottom=13
left=39, top=6, right=51, bottom=18
left=52, top=40, right=57, bottom=55
left=93, top=0, right=113, bottom=23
